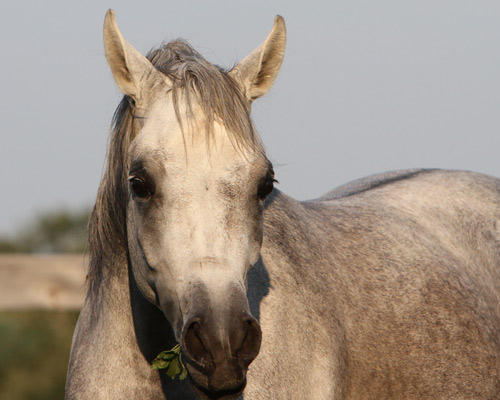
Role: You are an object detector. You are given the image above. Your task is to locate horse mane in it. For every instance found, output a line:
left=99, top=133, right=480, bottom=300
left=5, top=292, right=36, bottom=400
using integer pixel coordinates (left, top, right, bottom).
left=87, top=40, right=260, bottom=295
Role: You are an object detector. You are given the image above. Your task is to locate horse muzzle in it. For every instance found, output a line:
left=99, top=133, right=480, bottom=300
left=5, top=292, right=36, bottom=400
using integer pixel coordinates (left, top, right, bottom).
left=180, top=301, right=262, bottom=398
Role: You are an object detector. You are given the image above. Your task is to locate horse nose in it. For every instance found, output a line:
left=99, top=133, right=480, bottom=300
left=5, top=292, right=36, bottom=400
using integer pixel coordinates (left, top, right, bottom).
left=237, top=314, right=262, bottom=366
left=181, top=317, right=211, bottom=370
left=181, top=313, right=262, bottom=373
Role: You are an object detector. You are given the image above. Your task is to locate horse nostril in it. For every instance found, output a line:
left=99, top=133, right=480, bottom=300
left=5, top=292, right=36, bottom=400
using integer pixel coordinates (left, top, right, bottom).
left=238, top=315, right=262, bottom=367
left=182, top=318, right=212, bottom=370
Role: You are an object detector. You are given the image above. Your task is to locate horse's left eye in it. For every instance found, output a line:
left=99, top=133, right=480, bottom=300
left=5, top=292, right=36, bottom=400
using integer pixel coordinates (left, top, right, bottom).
left=257, top=177, right=275, bottom=200
left=129, top=177, right=151, bottom=200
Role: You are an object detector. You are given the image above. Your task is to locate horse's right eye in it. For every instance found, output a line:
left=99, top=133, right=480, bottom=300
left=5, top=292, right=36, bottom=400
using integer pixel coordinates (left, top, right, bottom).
left=257, top=175, right=276, bottom=200
left=129, top=177, right=151, bottom=200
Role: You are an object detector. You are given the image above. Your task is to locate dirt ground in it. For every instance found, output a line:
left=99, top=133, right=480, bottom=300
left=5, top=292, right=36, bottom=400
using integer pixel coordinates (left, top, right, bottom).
left=0, top=254, right=86, bottom=310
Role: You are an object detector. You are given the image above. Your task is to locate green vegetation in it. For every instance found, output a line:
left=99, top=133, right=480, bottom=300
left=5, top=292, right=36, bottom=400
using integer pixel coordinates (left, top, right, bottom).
left=0, top=311, right=79, bottom=400
left=0, top=208, right=90, bottom=253
left=152, top=344, right=188, bottom=380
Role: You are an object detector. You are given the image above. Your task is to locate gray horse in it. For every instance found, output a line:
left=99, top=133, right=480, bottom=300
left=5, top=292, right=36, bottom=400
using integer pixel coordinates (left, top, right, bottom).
left=66, top=10, right=500, bottom=399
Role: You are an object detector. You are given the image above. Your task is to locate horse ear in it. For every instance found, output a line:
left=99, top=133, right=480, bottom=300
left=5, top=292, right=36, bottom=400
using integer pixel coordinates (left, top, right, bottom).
left=229, top=16, right=286, bottom=102
left=103, top=9, right=166, bottom=101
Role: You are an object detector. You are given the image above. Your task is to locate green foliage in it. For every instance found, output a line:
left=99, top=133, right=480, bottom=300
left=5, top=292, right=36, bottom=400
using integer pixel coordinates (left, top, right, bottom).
left=152, top=344, right=188, bottom=380
left=0, top=208, right=90, bottom=253
left=0, top=311, right=79, bottom=400
left=0, top=241, right=21, bottom=253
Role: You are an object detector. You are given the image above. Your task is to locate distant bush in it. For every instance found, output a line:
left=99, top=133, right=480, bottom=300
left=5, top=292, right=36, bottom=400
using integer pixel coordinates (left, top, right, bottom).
left=0, top=209, right=90, bottom=253
left=0, top=311, right=79, bottom=400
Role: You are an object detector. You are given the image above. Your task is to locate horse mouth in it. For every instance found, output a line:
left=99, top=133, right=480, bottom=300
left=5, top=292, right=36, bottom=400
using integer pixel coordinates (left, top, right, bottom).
left=186, top=362, right=247, bottom=400
left=190, top=377, right=247, bottom=400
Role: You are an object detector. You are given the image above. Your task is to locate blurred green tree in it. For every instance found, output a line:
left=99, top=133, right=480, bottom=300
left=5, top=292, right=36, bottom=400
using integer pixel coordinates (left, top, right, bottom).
left=0, top=208, right=90, bottom=253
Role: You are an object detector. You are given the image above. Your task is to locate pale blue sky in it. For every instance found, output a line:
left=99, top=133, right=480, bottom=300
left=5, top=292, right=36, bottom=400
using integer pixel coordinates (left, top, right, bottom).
left=1, top=1, right=499, bottom=233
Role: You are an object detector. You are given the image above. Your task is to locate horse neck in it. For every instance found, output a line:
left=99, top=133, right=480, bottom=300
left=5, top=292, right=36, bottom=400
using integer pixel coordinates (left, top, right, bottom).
left=88, top=253, right=178, bottom=357
left=67, top=253, right=190, bottom=399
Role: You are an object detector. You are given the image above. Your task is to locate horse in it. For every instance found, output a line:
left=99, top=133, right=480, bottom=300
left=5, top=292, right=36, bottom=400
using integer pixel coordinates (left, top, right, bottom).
left=66, top=9, right=500, bottom=399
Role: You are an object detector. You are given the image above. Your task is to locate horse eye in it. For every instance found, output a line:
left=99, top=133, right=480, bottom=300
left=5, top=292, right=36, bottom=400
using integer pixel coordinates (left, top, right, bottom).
left=129, top=177, right=151, bottom=200
left=257, top=177, right=275, bottom=200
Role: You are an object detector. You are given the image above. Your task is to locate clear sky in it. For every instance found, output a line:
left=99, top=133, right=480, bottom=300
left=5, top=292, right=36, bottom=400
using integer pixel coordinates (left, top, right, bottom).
left=1, top=1, right=499, bottom=234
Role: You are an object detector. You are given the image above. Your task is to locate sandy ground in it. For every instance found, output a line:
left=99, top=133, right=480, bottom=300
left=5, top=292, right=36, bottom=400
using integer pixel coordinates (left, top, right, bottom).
left=0, top=254, right=87, bottom=310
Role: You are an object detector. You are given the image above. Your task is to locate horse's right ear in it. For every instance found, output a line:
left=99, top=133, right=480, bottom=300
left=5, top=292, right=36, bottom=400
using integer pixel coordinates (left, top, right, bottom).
left=229, top=16, right=286, bottom=102
left=103, top=9, right=166, bottom=102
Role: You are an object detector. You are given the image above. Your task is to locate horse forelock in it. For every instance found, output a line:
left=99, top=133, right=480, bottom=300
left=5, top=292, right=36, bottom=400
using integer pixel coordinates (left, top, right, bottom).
left=148, top=40, right=261, bottom=152
left=87, top=40, right=265, bottom=295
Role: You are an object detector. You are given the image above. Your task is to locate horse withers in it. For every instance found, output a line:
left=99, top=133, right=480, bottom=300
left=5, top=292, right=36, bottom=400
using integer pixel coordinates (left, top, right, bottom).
left=66, top=9, right=500, bottom=399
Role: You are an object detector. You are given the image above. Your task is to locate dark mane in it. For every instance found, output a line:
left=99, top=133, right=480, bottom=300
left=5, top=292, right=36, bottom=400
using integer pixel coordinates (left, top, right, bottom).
left=87, top=40, right=260, bottom=295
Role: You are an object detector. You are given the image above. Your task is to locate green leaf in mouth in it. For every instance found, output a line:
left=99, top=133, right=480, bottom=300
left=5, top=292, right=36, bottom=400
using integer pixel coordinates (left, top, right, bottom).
left=151, top=344, right=188, bottom=380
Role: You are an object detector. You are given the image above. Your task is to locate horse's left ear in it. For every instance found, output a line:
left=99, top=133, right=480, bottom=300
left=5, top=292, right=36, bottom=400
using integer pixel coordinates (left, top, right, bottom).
left=103, top=9, right=166, bottom=102
left=229, top=16, right=286, bottom=102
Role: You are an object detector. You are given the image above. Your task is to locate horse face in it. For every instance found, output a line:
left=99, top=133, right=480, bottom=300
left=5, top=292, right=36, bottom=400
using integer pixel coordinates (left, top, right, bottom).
left=125, top=95, right=270, bottom=395
left=103, top=10, right=285, bottom=397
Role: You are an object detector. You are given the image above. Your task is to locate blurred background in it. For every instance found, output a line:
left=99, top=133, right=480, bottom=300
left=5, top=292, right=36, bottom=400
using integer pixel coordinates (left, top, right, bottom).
left=0, top=1, right=499, bottom=398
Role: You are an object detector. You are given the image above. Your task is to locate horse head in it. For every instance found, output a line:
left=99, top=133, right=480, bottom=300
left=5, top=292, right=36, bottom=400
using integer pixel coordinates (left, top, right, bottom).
left=103, top=10, right=285, bottom=398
